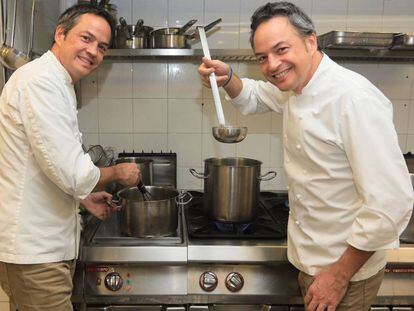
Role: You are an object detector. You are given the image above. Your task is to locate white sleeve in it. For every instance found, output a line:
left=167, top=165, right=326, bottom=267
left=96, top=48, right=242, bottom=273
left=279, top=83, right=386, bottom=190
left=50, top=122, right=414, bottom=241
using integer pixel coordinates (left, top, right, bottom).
left=226, top=78, right=288, bottom=115
left=17, top=76, right=100, bottom=200
left=341, top=94, right=413, bottom=251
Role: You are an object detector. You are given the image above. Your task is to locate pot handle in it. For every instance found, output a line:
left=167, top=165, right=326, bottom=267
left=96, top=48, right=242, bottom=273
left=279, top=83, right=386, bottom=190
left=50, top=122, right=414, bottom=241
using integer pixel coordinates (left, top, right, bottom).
left=189, top=168, right=208, bottom=179
left=258, top=171, right=277, bottom=181
left=176, top=190, right=193, bottom=206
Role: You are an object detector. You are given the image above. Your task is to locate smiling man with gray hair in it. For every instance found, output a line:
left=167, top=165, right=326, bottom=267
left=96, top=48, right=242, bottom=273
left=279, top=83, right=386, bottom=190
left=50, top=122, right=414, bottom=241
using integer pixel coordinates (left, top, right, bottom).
left=198, top=2, right=413, bottom=310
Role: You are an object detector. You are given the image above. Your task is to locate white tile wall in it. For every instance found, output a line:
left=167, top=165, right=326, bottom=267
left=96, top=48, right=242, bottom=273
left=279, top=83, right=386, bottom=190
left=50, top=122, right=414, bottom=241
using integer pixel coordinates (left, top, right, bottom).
left=77, top=0, right=414, bottom=190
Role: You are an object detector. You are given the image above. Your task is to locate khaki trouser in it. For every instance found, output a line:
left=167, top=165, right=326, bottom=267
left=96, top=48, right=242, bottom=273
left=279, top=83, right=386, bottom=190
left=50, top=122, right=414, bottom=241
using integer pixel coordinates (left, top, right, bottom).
left=298, top=268, right=385, bottom=311
left=0, top=260, right=76, bottom=311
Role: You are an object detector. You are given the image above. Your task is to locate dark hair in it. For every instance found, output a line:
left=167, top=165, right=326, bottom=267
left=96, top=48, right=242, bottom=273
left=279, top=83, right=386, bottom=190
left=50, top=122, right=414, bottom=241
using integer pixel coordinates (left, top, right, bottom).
left=250, top=1, right=315, bottom=49
left=54, top=3, right=116, bottom=44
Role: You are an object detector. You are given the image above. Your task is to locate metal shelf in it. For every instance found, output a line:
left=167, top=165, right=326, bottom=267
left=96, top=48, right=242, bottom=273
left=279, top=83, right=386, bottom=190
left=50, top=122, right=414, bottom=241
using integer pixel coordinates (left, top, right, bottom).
left=104, top=47, right=414, bottom=62
left=104, top=48, right=257, bottom=61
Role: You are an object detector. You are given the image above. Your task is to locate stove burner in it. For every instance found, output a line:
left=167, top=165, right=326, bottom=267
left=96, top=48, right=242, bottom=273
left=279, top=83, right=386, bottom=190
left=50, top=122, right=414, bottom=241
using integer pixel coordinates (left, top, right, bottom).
left=185, top=191, right=289, bottom=239
left=214, top=221, right=251, bottom=234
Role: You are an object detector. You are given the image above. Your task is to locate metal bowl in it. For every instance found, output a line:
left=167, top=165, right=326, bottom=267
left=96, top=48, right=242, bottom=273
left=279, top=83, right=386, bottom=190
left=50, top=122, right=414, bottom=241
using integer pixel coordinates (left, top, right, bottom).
left=212, top=126, right=247, bottom=143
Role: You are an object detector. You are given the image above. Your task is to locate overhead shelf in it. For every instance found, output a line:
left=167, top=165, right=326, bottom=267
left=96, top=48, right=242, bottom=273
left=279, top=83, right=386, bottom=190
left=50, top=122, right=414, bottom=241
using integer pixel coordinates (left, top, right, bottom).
left=104, top=33, right=414, bottom=62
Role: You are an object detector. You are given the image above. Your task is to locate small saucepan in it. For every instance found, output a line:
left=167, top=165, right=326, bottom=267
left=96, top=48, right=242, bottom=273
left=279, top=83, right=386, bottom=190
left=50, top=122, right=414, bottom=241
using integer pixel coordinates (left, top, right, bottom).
left=150, top=18, right=222, bottom=49
left=115, top=18, right=153, bottom=49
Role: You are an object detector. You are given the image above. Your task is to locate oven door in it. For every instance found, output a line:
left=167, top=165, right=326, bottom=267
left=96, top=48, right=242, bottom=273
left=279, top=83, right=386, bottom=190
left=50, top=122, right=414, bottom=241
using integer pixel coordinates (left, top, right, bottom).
left=87, top=306, right=186, bottom=311
left=188, top=305, right=296, bottom=311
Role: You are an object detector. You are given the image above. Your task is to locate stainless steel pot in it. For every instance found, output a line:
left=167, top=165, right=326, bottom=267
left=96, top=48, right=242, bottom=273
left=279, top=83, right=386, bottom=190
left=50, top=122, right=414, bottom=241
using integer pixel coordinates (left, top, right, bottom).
left=115, top=157, right=153, bottom=185
left=118, top=186, right=192, bottom=237
left=190, top=157, right=277, bottom=223
left=150, top=18, right=222, bottom=49
left=115, top=24, right=153, bottom=49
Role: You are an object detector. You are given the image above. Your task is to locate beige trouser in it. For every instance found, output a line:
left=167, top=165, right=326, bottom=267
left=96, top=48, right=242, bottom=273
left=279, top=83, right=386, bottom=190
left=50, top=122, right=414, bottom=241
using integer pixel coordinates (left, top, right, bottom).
left=0, top=260, right=76, bottom=311
left=298, top=268, right=385, bottom=311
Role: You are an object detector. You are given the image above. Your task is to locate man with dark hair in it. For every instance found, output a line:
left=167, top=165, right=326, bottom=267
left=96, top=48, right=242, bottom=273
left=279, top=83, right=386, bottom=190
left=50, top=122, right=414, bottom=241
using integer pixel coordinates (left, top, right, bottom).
left=0, top=3, right=139, bottom=310
left=199, top=2, right=413, bottom=310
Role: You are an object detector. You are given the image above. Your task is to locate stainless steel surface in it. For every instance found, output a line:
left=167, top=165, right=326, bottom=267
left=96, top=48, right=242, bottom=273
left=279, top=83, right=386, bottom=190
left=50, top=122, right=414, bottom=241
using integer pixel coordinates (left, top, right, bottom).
left=0, top=0, right=35, bottom=70
left=115, top=24, right=153, bottom=49
left=318, top=31, right=397, bottom=49
left=190, top=157, right=276, bottom=222
left=150, top=27, right=189, bottom=49
left=118, top=186, right=180, bottom=237
left=103, top=47, right=414, bottom=62
left=212, top=126, right=248, bottom=143
left=392, top=33, right=414, bottom=50
left=86, top=307, right=164, bottom=311
left=117, top=152, right=177, bottom=188
left=81, top=207, right=187, bottom=263
left=115, top=157, right=153, bottom=185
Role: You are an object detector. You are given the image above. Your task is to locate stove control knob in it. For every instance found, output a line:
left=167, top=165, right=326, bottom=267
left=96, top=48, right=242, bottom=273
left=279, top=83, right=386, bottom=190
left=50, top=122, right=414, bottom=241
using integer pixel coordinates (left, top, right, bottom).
left=225, top=272, right=244, bottom=292
left=199, top=271, right=218, bottom=292
left=104, top=272, right=123, bottom=291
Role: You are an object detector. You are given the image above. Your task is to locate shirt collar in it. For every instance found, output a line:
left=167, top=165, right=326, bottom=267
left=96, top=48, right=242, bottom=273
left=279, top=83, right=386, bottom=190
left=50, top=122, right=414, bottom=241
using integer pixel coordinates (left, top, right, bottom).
left=45, top=50, right=73, bottom=85
left=299, top=52, right=332, bottom=96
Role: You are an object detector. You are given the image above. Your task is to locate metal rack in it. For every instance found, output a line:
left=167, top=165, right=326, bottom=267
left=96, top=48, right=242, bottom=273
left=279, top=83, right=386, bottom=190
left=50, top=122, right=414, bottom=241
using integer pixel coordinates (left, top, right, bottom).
left=104, top=47, right=414, bottom=62
left=104, top=32, right=414, bottom=62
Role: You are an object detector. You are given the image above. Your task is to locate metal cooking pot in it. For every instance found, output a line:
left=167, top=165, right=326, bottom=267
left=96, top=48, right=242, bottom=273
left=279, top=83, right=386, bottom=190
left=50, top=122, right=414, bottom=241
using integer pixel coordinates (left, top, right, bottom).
left=118, top=186, right=192, bottom=237
left=190, top=157, right=277, bottom=223
left=115, top=24, right=153, bottom=49
left=150, top=18, right=222, bottom=49
left=115, top=157, right=153, bottom=185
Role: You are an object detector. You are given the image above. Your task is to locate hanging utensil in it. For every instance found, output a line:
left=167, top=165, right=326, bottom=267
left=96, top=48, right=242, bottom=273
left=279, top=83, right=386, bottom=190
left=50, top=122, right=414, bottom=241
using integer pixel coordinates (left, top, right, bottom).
left=198, top=26, right=247, bottom=144
left=187, top=18, right=222, bottom=40
left=0, top=0, right=35, bottom=70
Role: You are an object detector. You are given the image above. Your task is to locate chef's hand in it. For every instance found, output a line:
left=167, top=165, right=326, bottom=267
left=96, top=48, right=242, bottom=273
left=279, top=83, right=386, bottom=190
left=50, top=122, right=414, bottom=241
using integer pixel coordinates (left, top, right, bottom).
left=114, top=162, right=141, bottom=186
left=81, top=191, right=120, bottom=220
left=198, top=57, right=231, bottom=88
left=304, top=265, right=349, bottom=311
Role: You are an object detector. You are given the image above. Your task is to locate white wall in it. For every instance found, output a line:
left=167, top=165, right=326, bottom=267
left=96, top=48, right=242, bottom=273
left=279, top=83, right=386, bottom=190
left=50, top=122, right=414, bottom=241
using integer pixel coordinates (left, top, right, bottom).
left=77, top=0, right=414, bottom=190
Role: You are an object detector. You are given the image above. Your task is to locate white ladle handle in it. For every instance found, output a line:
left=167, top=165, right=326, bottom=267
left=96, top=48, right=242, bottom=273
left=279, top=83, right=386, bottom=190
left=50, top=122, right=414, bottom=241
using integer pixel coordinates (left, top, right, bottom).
left=198, top=26, right=225, bottom=126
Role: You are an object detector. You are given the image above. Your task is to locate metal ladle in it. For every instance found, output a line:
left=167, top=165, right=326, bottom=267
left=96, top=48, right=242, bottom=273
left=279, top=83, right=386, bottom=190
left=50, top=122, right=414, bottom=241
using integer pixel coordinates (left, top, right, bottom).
left=197, top=26, right=247, bottom=144
left=0, top=0, right=35, bottom=70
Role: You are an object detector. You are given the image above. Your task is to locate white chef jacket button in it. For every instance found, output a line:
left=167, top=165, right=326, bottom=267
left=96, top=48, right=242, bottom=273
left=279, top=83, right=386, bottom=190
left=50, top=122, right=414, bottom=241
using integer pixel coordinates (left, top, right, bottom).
left=296, top=144, right=301, bottom=149
left=284, top=134, right=287, bottom=138
left=289, top=210, right=292, bottom=215
left=286, top=185, right=290, bottom=190
left=296, top=194, right=302, bottom=200
left=295, top=220, right=300, bottom=225
left=302, top=169, right=307, bottom=175
left=312, top=110, right=319, bottom=115
left=311, top=92, right=317, bottom=97
left=299, top=114, right=303, bottom=120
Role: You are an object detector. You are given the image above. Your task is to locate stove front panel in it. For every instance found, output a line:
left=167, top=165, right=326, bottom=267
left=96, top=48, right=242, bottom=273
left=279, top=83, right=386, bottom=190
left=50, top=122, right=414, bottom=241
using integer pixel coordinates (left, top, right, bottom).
left=84, top=264, right=187, bottom=296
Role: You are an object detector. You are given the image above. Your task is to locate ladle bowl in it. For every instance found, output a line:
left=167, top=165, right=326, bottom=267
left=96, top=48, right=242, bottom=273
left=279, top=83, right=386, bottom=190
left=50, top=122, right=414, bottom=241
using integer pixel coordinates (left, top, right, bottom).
left=212, top=126, right=247, bottom=143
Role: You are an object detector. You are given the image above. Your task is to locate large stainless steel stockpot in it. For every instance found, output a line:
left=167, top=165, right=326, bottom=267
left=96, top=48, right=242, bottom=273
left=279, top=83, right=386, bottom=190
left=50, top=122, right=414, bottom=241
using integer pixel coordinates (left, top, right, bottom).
left=190, top=157, right=276, bottom=223
left=115, top=157, right=153, bottom=185
left=118, top=186, right=192, bottom=237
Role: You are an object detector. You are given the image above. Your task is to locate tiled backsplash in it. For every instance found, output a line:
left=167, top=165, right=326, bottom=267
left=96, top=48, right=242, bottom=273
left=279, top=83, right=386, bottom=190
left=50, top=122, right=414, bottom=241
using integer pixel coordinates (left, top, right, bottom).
left=77, top=0, right=414, bottom=190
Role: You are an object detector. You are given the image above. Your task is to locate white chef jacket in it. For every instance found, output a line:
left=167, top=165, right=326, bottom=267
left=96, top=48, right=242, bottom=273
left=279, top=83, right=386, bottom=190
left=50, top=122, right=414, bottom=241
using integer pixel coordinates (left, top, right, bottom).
left=229, top=54, right=413, bottom=281
left=0, top=51, right=100, bottom=264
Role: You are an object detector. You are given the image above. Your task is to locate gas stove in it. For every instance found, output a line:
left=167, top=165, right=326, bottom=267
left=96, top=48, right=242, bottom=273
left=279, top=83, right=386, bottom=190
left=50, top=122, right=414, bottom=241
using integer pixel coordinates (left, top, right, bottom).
left=73, top=190, right=414, bottom=311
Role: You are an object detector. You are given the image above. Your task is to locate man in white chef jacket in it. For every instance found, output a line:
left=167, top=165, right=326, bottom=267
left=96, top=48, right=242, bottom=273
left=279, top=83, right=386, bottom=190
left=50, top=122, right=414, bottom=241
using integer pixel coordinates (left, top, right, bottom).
left=198, top=2, right=413, bottom=311
left=0, top=3, right=140, bottom=311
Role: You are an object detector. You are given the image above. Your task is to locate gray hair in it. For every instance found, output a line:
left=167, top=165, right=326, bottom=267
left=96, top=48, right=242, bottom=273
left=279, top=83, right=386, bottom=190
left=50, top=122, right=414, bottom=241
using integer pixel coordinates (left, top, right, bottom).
left=249, top=2, right=316, bottom=49
left=54, top=3, right=116, bottom=44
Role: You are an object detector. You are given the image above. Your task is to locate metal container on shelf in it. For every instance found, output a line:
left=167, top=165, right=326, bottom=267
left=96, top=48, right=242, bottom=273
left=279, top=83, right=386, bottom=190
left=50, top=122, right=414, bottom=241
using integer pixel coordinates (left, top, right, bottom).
left=317, top=31, right=398, bottom=49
